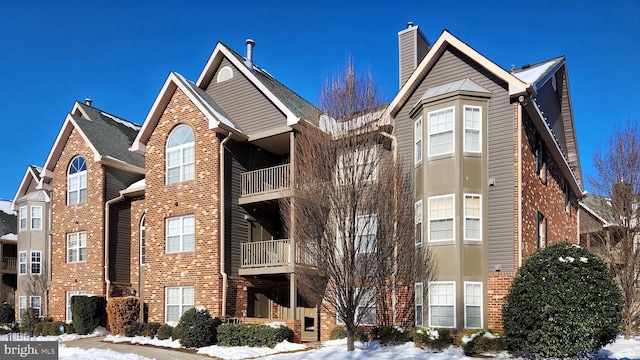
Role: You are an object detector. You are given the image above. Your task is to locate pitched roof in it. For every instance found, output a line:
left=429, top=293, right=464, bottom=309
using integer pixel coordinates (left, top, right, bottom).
left=415, top=78, right=491, bottom=105
left=580, top=194, right=617, bottom=226
left=0, top=200, right=16, bottom=238
left=11, top=165, right=44, bottom=211
left=512, top=56, right=564, bottom=91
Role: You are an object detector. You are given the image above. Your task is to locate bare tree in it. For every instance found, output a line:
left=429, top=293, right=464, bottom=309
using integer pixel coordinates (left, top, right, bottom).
left=589, top=119, right=640, bottom=338
left=283, top=59, right=435, bottom=351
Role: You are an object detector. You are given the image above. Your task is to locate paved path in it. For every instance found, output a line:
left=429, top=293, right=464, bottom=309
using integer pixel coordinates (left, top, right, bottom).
left=62, top=336, right=215, bottom=360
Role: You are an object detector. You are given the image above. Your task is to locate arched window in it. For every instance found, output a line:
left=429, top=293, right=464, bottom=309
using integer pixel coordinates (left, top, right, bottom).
left=140, top=215, right=146, bottom=266
left=217, top=66, right=233, bottom=83
left=166, top=124, right=195, bottom=184
left=68, top=156, right=87, bottom=204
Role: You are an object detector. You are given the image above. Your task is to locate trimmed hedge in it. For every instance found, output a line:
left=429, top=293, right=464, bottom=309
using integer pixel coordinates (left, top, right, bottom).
left=34, top=321, right=67, bottom=336
left=106, top=297, right=140, bottom=335
left=171, top=324, right=182, bottom=341
left=217, top=323, right=293, bottom=348
left=176, top=308, right=220, bottom=348
left=124, top=322, right=162, bottom=338
left=328, top=326, right=368, bottom=342
left=0, top=303, right=15, bottom=324
left=371, top=326, right=410, bottom=346
left=503, top=241, right=623, bottom=358
left=157, top=324, right=173, bottom=340
left=413, top=328, right=453, bottom=351
left=19, top=308, right=40, bottom=336
left=71, top=295, right=105, bottom=335
left=459, top=330, right=506, bottom=356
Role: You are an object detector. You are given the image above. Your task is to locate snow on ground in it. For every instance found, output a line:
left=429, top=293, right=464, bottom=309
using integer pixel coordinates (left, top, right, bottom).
left=59, top=344, right=152, bottom=360
left=105, top=333, right=182, bottom=348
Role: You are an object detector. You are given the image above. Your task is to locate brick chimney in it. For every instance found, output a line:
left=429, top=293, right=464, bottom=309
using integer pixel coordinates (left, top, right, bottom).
left=398, top=22, right=430, bottom=89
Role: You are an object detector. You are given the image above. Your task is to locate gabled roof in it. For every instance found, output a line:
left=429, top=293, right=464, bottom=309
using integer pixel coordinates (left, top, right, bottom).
left=11, top=165, right=43, bottom=211
left=196, top=42, right=319, bottom=125
left=580, top=194, right=617, bottom=227
left=131, top=71, right=246, bottom=154
left=0, top=200, right=16, bottom=238
left=42, top=102, right=145, bottom=180
left=414, top=78, right=492, bottom=106
left=512, top=56, right=564, bottom=91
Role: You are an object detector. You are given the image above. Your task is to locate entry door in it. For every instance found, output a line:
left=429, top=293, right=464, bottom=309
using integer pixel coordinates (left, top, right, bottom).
left=298, top=306, right=318, bottom=342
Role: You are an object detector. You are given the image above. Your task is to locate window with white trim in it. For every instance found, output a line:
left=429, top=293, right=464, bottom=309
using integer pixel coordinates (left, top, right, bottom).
left=415, top=200, right=423, bottom=246
left=30, top=296, right=41, bottom=317
left=19, top=206, right=27, bottom=231
left=537, top=211, right=547, bottom=248
left=165, top=286, right=194, bottom=323
left=67, top=231, right=87, bottom=263
left=465, top=282, right=482, bottom=328
left=66, top=290, right=86, bottom=322
left=429, top=281, right=455, bottom=327
left=357, top=288, right=376, bottom=326
left=217, top=66, right=233, bottom=83
left=19, top=251, right=26, bottom=275
left=18, top=296, right=27, bottom=319
left=428, top=107, right=454, bottom=156
left=30, top=251, right=41, bottom=275
left=68, top=156, right=87, bottom=205
left=19, top=296, right=43, bottom=318
left=428, top=195, right=454, bottom=242
left=464, top=106, right=481, bottom=152
left=536, top=138, right=547, bottom=184
left=464, top=195, right=481, bottom=241
left=31, top=206, right=42, bottom=230
left=166, top=124, right=195, bottom=184
left=415, top=282, right=424, bottom=327
left=336, top=214, right=377, bottom=255
left=415, top=116, right=423, bottom=165
left=336, top=146, right=378, bottom=184
left=166, top=215, right=195, bottom=253
left=140, top=215, right=146, bottom=266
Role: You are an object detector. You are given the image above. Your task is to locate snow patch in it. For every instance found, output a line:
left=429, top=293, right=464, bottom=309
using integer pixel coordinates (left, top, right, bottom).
left=559, top=256, right=575, bottom=263
left=101, top=112, right=141, bottom=131
left=580, top=257, right=588, bottom=263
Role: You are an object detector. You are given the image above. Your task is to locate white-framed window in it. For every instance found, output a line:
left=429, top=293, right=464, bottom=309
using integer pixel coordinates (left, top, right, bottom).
left=336, top=146, right=378, bottom=184
left=166, top=215, right=195, bottom=253
left=66, top=290, right=86, bottom=322
left=31, top=206, right=42, bottom=230
left=19, top=296, right=42, bottom=318
left=536, top=137, right=547, bottom=184
left=429, top=281, right=455, bottom=328
left=428, top=107, right=454, bottom=156
left=563, top=181, right=570, bottom=212
left=30, top=251, right=41, bottom=275
left=336, top=214, right=377, bottom=255
left=537, top=211, right=547, bottom=248
left=67, top=231, right=87, bottom=263
left=68, top=156, right=87, bottom=205
left=140, top=215, right=146, bottom=266
left=19, top=206, right=27, bottom=231
left=18, top=251, right=27, bottom=275
left=166, top=124, right=195, bottom=184
left=464, top=106, right=481, bottom=152
left=464, top=282, right=482, bottom=328
left=357, top=288, right=376, bottom=326
left=415, top=282, right=424, bottom=327
left=428, top=194, right=455, bottom=242
left=18, top=296, right=27, bottom=319
left=217, top=66, right=233, bottom=83
left=165, top=286, right=195, bottom=323
left=415, top=116, right=423, bottom=166
left=415, top=200, right=423, bottom=246
left=30, top=296, right=41, bottom=317
left=464, top=194, right=481, bottom=241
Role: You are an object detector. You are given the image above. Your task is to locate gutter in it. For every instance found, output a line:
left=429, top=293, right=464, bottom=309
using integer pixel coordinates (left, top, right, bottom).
left=219, top=132, right=233, bottom=318
left=104, top=193, right=126, bottom=302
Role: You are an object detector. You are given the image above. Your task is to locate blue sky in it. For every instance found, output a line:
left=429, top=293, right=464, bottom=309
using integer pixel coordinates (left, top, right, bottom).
left=1, top=1, right=638, bottom=200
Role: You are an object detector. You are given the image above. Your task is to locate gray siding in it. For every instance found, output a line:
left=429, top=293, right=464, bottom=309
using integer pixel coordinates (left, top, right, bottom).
left=104, top=167, right=144, bottom=201
left=206, top=58, right=287, bottom=135
left=399, top=30, right=416, bottom=88
left=109, top=199, right=131, bottom=284
left=536, top=74, right=566, bottom=151
left=395, top=47, right=515, bottom=271
left=225, top=139, right=250, bottom=276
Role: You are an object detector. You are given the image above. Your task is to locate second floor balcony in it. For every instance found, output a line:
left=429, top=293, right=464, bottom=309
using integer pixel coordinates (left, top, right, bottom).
left=239, top=164, right=292, bottom=204
left=239, top=239, right=316, bottom=276
left=1, top=256, right=16, bottom=273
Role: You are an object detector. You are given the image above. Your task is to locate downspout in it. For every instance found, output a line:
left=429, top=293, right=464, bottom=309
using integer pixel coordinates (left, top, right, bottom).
left=517, top=102, right=523, bottom=268
left=219, top=132, right=233, bottom=318
left=105, top=194, right=125, bottom=302
left=380, top=130, right=398, bottom=324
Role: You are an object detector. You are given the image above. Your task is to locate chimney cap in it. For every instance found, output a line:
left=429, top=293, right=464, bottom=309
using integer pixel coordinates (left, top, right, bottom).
left=407, top=21, right=414, bottom=28
left=246, top=38, right=255, bottom=46
left=84, top=98, right=93, bottom=106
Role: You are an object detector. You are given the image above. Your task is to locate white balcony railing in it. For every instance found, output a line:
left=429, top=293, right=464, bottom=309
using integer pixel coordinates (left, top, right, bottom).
left=241, top=239, right=291, bottom=268
left=2, top=257, right=16, bottom=271
left=241, top=164, right=290, bottom=197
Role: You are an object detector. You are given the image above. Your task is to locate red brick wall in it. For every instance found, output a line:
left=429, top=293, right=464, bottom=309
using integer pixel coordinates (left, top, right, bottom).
left=486, top=271, right=515, bottom=330
left=50, top=128, right=106, bottom=320
left=141, top=87, right=224, bottom=323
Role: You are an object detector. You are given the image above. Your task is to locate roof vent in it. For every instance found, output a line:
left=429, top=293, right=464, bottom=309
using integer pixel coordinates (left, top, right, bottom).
left=84, top=98, right=92, bottom=106
left=245, top=39, right=255, bottom=70
left=407, top=21, right=414, bottom=28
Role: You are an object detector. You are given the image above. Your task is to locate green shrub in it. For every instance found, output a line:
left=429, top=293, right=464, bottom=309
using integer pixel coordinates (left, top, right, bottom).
left=106, top=297, right=140, bottom=335
left=171, top=324, right=182, bottom=341
left=142, top=322, right=161, bottom=338
left=0, top=303, right=15, bottom=324
left=329, top=326, right=346, bottom=340
left=371, top=326, right=410, bottom=346
left=157, top=324, right=173, bottom=340
left=71, top=295, right=105, bottom=335
left=33, top=321, right=48, bottom=336
left=124, top=322, right=146, bottom=337
left=503, top=241, right=623, bottom=358
left=217, top=323, right=293, bottom=348
left=177, top=308, right=219, bottom=348
left=19, top=308, right=41, bottom=336
left=413, top=328, right=453, bottom=351
left=49, top=321, right=66, bottom=336
left=460, top=330, right=506, bottom=356
left=63, top=322, right=74, bottom=334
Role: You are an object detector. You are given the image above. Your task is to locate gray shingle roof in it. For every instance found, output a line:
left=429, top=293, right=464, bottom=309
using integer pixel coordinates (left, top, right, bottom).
left=0, top=210, right=16, bottom=237
left=581, top=194, right=618, bottom=225
left=512, top=56, right=565, bottom=88
left=73, top=103, right=145, bottom=168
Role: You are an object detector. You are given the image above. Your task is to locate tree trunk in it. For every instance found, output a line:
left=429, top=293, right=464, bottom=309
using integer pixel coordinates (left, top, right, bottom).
left=347, top=330, right=355, bottom=351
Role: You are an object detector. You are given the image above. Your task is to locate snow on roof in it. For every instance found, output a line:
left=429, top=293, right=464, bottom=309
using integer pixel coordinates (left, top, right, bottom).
left=0, top=199, right=16, bottom=215
left=101, top=112, right=142, bottom=131
left=1, top=233, right=17, bottom=241
left=320, top=108, right=386, bottom=135
left=513, top=60, right=557, bottom=85
left=126, top=178, right=145, bottom=191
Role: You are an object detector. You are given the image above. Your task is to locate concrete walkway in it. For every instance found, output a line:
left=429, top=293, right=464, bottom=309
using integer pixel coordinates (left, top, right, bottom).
left=62, top=336, right=215, bottom=360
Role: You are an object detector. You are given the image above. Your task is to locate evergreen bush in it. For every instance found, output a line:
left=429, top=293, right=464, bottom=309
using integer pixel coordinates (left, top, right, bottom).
left=70, top=295, right=105, bottom=335
left=459, top=330, right=506, bottom=356
left=19, top=308, right=40, bottom=336
left=371, top=326, right=410, bottom=345
left=106, top=297, right=140, bottom=335
left=171, top=324, right=182, bottom=341
left=142, top=322, right=161, bottom=338
left=0, top=303, right=15, bottom=324
left=502, top=241, right=623, bottom=358
left=157, top=324, right=173, bottom=340
left=217, top=323, right=293, bottom=348
left=329, top=326, right=347, bottom=340
left=413, top=328, right=452, bottom=351
left=177, top=308, right=219, bottom=348
left=124, top=322, right=146, bottom=337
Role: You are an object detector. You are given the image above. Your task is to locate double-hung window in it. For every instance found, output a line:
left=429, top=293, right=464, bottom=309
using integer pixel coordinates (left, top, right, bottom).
left=415, top=116, right=423, bottom=165
left=66, top=290, right=86, bottom=322
left=536, top=138, right=547, bottom=184
left=415, top=282, right=424, bottom=327
left=428, top=107, right=454, bottom=156
left=357, top=288, right=376, bottom=326
left=166, top=215, right=195, bottom=253
left=30, top=296, right=41, bottom=317
left=465, top=282, right=482, bottom=328
left=415, top=200, right=423, bottom=246
left=166, top=124, right=195, bottom=184
left=336, top=146, right=377, bottom=184
left=30, top=251, right=41, bottom=275
left=336, top=214, right=377, bottom=255
left=19, top=206, right=27, bottom=231
left=31, top=206, right=42, bottom=230
left=18, top=296, right=27, bottom=318
left=18, top=251, right=27, bottom=275
left=464, top=195, right=481, bottom=241
left=140, top=215, right=146, bottom=266
left=464, top=106, right=481, bottom=152
left=67, top=231, right=87, bottom=263
left=429, top=281, right=455, bottom=327
left=165, top=286, right=194, bottom=323
left=429, top=195, right=454, bottom=242
left=19, top=296, right=42, bottom=318
left=68, top=156, right=87, bottom=205
left=537, top=211, right=547, bottom=248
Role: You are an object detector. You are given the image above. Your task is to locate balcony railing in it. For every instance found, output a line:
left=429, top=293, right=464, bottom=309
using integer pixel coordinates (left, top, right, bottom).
left=241, top=164, right=290, bottom=197
left=2, top=257, right=16, bottom=271
left=241, top=239, right=291, bottom=269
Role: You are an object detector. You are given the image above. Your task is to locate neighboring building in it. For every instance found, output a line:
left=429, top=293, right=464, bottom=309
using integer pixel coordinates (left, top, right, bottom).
left=0, top=200, right=17, bottom=306
left=381, top=25, right=582, bottom=331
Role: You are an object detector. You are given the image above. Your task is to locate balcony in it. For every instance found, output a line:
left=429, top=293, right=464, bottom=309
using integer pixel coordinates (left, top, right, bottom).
left=240, top=239, right=293, bottom=275
left=1, top=257, right=16, bottom=272
left=239, top=164, right=292, bottom=204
